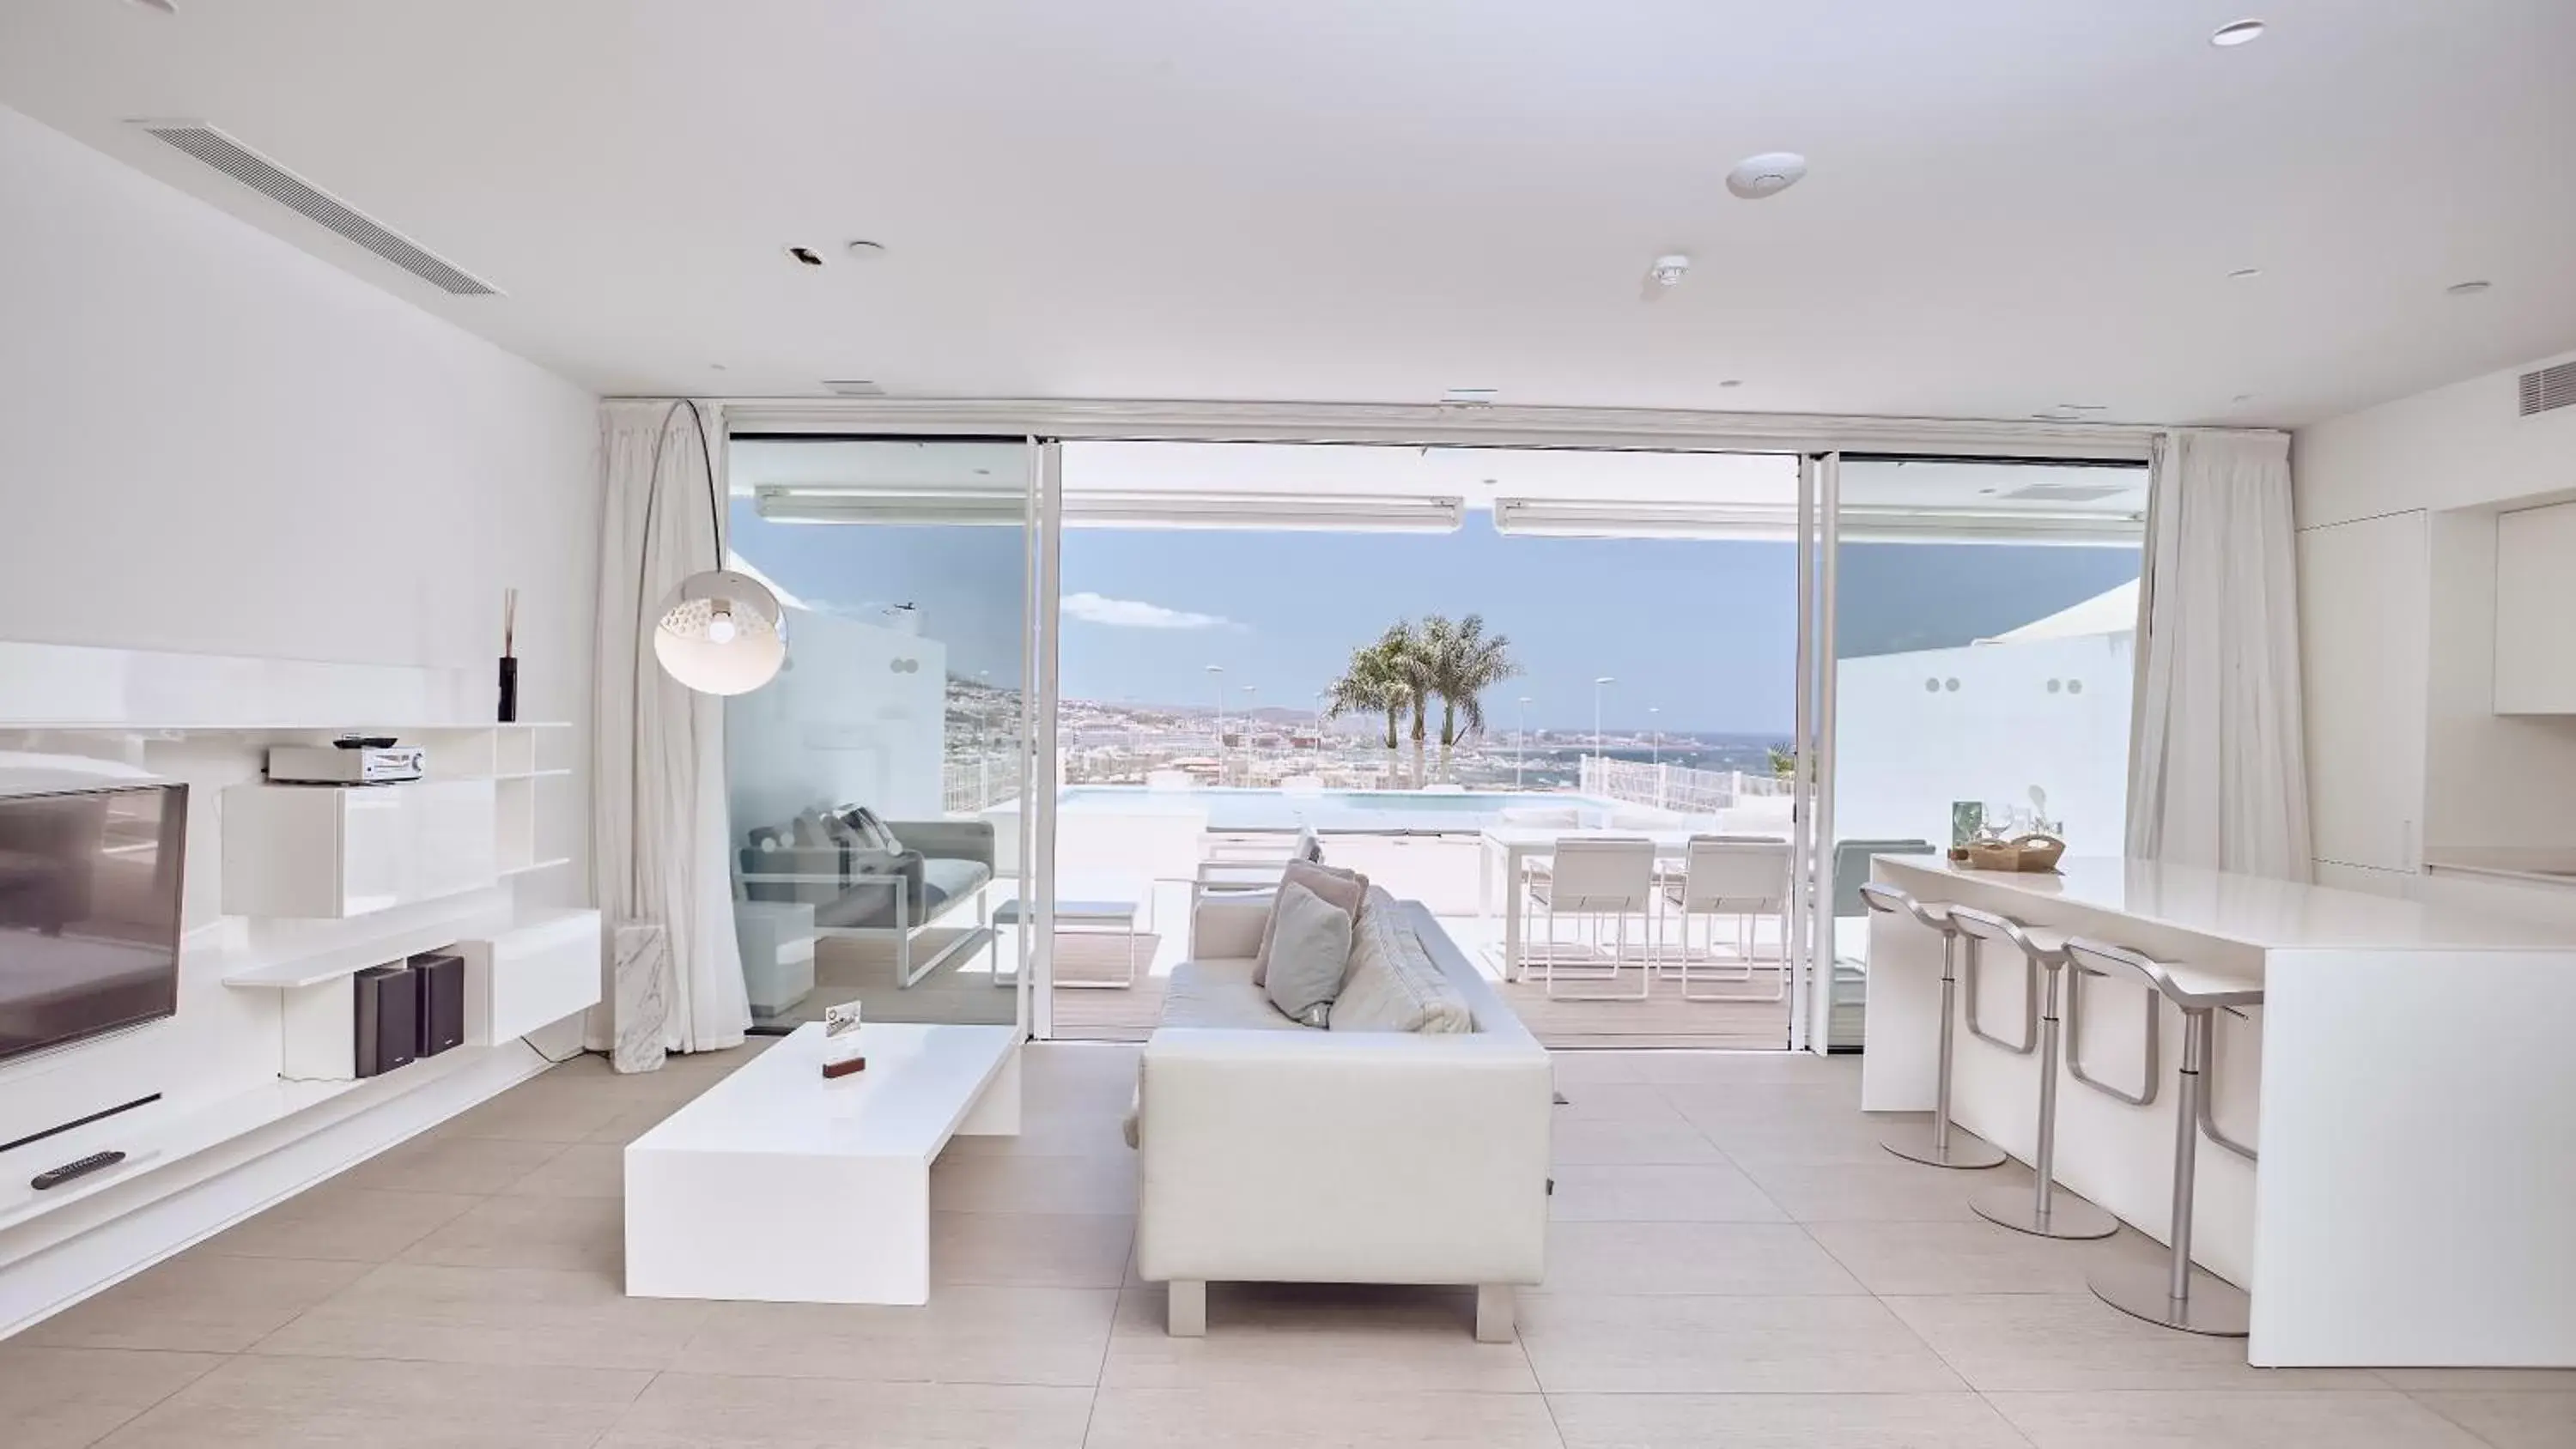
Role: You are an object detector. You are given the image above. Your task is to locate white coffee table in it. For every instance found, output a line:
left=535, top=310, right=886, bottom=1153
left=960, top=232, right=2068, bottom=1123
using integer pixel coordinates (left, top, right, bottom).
left=624, top=1021, right=1020, bottom=1305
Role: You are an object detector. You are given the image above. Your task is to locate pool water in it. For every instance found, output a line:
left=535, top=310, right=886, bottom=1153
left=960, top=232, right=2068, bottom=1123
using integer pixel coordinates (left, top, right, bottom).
left=1055, top=786, right=1635, bottom=833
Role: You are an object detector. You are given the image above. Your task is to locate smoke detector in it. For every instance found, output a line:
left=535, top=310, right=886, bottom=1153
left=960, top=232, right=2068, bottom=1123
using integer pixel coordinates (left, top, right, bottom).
left=1647, top=254, right=1692, bottom=288
left=1726, top=152, right=1807, bottom=200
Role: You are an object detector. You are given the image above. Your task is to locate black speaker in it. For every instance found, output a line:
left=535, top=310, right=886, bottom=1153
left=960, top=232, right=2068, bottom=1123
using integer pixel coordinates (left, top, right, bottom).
left=353, top=964, right=419, bottom=1078
left=411, top=951, right=465, bottom=1058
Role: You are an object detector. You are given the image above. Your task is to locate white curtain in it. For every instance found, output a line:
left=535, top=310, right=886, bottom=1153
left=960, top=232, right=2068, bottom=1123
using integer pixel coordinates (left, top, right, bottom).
left=589, top=399, right=750, bottom=1055
left=2125, top=428, right=2312, bottom=878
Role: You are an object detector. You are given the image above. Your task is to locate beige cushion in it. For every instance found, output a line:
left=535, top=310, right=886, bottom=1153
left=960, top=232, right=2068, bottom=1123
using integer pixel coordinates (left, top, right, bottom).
left=1158, top=958, right=1304, bottom=1032
left=1252, top=861, right=1368, bottom=985
left=1330, top=894, right=1475, bottom=1034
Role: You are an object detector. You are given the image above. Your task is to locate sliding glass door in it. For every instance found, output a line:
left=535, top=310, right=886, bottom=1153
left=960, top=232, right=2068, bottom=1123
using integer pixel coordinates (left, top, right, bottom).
left=714, top=421, right=2142, bottom=1057
left=1796, top=454, right=2149, bottom=1052
left=719, top=435, right=1046, bottom=1035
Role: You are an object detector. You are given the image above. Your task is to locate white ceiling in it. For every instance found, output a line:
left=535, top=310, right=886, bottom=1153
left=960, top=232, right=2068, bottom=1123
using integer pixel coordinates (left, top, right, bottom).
left=6, top=0, right=2573, bottom=427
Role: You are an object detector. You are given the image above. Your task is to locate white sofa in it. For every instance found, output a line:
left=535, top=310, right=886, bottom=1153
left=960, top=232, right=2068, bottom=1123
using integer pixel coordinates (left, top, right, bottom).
left=1129, top=888, right=1552, bottom=1341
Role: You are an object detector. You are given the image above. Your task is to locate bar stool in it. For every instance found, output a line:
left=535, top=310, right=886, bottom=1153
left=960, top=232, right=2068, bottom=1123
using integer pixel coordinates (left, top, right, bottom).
left=2064, top=939, right=2263, bottom=1336
left=1947, top=906, right=2118, bottom=1240
left=1856, top=882, right=2006, bottom=1169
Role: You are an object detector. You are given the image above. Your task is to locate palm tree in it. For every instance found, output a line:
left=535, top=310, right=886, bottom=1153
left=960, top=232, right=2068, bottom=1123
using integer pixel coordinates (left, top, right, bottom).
left=1395, top=617, right=1442, bottom=788
left=1325, top=626, right=1414, bottom=785
left=1415, top=614, right=1520, bottom=783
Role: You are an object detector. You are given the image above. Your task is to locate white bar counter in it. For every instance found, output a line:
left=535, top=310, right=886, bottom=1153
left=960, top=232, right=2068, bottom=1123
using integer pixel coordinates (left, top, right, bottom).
left=1862, top=854, right=2576, bottom=1367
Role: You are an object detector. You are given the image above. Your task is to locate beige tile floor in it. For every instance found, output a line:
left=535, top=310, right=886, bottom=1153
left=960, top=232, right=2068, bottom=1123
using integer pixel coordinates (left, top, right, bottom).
left=7, top=1041, right=2570, bottom=1448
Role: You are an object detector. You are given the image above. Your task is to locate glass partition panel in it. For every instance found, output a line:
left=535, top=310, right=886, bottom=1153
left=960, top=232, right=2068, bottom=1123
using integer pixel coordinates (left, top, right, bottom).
left=721, top=436, right=1031, bottom=1031
left=1820, top=456, right=2147, bottom=1046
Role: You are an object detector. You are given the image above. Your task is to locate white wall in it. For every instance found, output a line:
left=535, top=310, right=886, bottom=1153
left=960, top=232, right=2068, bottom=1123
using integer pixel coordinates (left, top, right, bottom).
left=0, top=102, right=598, bottom=707
left=2293, top=345, right=2576, bottom=530
left=1835, top=632, right=2135, bottom=852
left=0, top=103, right=598, bottom=1313
left=2293, top=345, right=2576, bottom=866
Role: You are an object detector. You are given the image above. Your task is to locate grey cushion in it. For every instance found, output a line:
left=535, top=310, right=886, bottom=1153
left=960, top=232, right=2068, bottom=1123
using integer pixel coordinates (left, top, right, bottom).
left=1252, top=861, right=1368, bottom=985
left=920, top=857, right=988, bottom=904
left=1262, top=881, right=1356, bottom=1028
left=810, top=856, right=992, bottom=930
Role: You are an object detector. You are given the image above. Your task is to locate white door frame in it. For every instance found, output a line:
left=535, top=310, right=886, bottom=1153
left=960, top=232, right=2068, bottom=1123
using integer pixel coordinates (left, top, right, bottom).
left=1021, top=440, right=1065, bottom=1039
left=723, top=409, right=2159, bottom=1047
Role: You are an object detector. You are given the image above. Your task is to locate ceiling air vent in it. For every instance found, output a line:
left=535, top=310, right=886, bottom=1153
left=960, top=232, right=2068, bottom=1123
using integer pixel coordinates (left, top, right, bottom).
left=2519, top=361, right=2576, bottom=417
left=131, top=120, right=501, bottom=296
left=822, top=379, right=886, bottom=397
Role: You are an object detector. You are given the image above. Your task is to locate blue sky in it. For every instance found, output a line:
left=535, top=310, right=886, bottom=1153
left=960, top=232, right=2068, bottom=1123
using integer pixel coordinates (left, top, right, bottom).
left=732, top=504, right=2139, bottom=735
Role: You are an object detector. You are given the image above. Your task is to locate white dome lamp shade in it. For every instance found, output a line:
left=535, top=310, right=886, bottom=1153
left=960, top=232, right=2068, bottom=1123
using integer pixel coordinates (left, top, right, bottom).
left=638, top=399, right=787, bottom=696
left=653, top=570, right=786, bottom=695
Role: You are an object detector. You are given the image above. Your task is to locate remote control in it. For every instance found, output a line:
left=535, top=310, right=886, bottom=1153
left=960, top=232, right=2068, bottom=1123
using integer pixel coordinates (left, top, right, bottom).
left=31, top=1150, right=127, bottom=1191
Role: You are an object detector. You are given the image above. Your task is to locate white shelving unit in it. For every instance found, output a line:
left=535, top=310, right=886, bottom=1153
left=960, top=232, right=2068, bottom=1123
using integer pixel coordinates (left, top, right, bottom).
left=197, top=724, right=595, bottom=1083
left=214, top=724, right=574, bottom=916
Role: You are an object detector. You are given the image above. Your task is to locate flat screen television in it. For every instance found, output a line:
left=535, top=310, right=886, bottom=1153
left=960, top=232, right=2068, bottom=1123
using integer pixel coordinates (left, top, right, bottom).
left=0, top=780, right=187, bottom=1063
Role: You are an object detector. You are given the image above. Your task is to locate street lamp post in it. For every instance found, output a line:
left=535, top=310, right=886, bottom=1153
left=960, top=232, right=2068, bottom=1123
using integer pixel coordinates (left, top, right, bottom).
left=1242, top=684, right=1259, bottom=783
left=1592, top=676, right=1615, bottom=768
left=1516, top=695, right=1533, bottom=788
left=1206, top=664, right=1224, bottom=785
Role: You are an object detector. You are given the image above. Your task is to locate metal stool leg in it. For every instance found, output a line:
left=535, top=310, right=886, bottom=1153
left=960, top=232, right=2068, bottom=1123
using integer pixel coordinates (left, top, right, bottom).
left=1973, top=956, right=2117, bottom=1239
left=2087, top=1007, right=2251, bottom=1334
left=1883, top=930, right=2008, bottom=1169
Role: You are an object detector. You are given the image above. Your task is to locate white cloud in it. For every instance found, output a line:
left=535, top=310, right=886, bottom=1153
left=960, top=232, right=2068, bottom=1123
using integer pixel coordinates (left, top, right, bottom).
left=1061, top=591, right=1236, bottom=631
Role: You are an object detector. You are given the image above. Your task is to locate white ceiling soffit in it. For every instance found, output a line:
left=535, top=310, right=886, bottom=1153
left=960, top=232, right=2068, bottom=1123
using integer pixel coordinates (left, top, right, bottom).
left=726, top=399, right=2163, bottom=460
left=13, top=1, right=2571, bottom=426
left=753, top=484, right=1466, bottom=532
left=1492, top=497, right=2143, bottom=546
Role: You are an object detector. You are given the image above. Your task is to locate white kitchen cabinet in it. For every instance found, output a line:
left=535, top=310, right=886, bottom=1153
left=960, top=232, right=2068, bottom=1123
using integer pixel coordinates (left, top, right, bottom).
left=2298, top=511, right=2430, bottom=873
left=222, top=779, right=499, bottom=918
left=2493, top=500, right=2576, bottom=714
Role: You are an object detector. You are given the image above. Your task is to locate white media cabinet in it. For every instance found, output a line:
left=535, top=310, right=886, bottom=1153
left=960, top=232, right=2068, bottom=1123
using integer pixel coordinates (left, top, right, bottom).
left=0, top=645, right=603, bottom=1337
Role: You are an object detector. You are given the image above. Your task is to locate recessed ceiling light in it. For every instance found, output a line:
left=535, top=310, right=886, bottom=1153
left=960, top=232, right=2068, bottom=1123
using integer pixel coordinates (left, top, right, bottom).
left=2233, top=393, right=2254, bottom=404
left=2446, top=280, right=2493, bottom=296
left=785, top=246, right=824, bottom=268
left=1647, top=254, right=1692, bottom=288
left=2227, top=267, right=2263, bottom=280
left=845, top=239, right=886, bottom=258
left=1718, top=379, right=1744, bottom=389
left=1442, top=388, right=1499, bottom=405
left=2210, top=19, right=2267, bottom=46
left=124, top=0, right=179, bottom=13
left=1725, top=152, right=1807, bottom=200
left=709, top=362, right=728, bottom=372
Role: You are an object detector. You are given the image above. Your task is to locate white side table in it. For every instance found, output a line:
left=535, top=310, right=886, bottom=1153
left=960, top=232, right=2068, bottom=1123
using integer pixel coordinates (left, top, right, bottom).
left=734, top=899, right=817, bottom=1016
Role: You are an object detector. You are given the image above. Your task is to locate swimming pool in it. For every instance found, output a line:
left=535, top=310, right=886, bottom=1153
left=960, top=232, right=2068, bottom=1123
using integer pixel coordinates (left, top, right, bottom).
left=1055, top=786, right=1640, bottom=833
